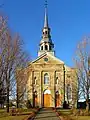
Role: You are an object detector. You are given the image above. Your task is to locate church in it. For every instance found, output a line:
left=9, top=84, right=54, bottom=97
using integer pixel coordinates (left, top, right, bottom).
left=25, top=5, right=77, bottom=108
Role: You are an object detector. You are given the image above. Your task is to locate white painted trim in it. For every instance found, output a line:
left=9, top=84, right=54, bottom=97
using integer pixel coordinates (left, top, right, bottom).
left=44, top=89, right=51, bottom=94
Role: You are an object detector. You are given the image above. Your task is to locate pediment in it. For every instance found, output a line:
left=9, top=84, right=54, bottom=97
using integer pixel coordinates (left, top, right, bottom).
left=30, top=52, right=64, bottom=65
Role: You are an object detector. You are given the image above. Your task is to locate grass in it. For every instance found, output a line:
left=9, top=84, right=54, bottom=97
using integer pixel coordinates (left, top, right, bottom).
left=57, top=109, right=90, bottom=120
left=57, top=109, right=71, bottom=116
left=0, top=115, right=29, bottom=120
left=70, top=116, right=90, bottom=120
left=0, top=108, right=35, bottom=120
left=0, top=109, right=6, bottom=113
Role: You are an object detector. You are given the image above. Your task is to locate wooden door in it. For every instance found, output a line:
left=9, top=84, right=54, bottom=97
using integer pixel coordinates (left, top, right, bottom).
left=44, top=94, right=50, bottom=107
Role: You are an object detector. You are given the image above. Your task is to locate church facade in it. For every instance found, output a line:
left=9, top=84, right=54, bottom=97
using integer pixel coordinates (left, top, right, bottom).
left=26, top=7, right=77, bottom=108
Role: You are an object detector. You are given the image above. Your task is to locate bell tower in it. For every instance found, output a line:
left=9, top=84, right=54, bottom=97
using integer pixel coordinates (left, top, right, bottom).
left=38, top=0, right=55, bottom=56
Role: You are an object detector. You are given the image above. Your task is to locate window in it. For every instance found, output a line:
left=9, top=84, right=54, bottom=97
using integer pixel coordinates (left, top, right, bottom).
left=49, top=45, right=52, bottom=50
left=44, top=73, right=49, bottom=84
left=55, top=77, right=58, bottom=84
left=41, top=46, right=43, bottom=50
left=45, top=45, right=48, bottom=50
left=45, top=31, right=47, bottom=34
left=34, top=77, right=36, bottom=84
left=67, top=84, right=71, bottom=100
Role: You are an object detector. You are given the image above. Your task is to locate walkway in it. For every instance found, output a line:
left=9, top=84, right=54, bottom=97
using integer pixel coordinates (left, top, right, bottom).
left=33, top=108, right=60, bottom=120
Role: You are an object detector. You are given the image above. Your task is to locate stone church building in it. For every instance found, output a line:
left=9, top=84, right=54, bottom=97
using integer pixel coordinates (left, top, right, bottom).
left=24, top=7, right=77, bottom=108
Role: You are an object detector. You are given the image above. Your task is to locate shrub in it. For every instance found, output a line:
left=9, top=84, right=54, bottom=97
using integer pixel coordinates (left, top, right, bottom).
left=26, top=100, right=32, bottom=109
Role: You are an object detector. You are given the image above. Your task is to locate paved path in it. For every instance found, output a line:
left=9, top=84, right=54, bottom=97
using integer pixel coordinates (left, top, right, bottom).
left=34, top=108, right=60, bottom=120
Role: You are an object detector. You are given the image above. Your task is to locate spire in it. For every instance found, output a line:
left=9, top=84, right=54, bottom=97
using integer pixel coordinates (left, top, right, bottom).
left=44, top=0, right=48, bottom=28
left=38, top=0, right=55, bottom=57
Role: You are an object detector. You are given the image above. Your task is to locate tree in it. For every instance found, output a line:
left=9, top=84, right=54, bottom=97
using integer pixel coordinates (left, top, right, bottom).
left=16, top=68, right=29, bottom=108
left=74, top=36, right=90, bottom=111
left=0, top=15, right=30, bottom=112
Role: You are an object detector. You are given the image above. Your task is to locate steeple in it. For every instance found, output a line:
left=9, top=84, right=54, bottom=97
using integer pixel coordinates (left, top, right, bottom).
left=38, top=0, right=55, bottom=56
left=44, top=4, right=48, bottom=28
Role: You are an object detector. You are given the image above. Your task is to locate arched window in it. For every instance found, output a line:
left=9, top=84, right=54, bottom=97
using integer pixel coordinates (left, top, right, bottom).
left=45, top=31, right=47, bottom=34
left=55, top=77, right=58, bottom=84
left=45, top=45, right=48, bottom=50
left=49, top=45, right=52, bottom=50
left=67, top=84, right=71, bottom=100
left=44, top=73, right=49, bottom=84
left=34, top=77, right=36, bottom=84
left=41, top=46, right=43, bottom=50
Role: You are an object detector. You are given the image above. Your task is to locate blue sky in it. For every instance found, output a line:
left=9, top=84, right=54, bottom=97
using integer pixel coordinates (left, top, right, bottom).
left=1, top=0, right=90, bottom=67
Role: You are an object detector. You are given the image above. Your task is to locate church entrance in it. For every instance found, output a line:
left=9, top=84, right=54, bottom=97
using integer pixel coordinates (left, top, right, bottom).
left=43, top=89, right=51, bottom=107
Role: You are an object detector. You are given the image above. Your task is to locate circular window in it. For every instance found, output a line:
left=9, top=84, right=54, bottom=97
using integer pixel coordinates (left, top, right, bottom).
left=44, top=57, right=48, bottom=62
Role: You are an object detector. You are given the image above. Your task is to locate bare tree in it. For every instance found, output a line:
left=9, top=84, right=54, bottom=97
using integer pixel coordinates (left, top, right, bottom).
left=74, top=36, right=90, bottom=111
left=0, top=15, right=30, bottom=112
left=16, top=68, right=29, bottom=108
left=0, top=16, right=7, bottom=108
left=16, top=63, right=34, bottom=108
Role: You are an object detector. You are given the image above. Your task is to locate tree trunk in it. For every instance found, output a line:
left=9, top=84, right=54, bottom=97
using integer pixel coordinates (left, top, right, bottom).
left=86, top=88, right=89, bottom=111
left=86, top=101, right=89, bottom=112
left=16, top=91, right=19, bottom=108
left=6, top=86, right=9, bottom=113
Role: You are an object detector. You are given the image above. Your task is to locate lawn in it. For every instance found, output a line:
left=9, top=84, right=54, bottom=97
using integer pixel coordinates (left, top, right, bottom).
left=0, top=115, right=29, bottom=120
left=70, top=116, right=90, bottom=120
left=72, top=116, right=90, bottom=120
left=57, top=109, right=71, bottom=116
left=0, top=108, right=34, bottom=120
left=57, top=109, right=90, bottom=120
left=0, top=109, right=6, bottom=113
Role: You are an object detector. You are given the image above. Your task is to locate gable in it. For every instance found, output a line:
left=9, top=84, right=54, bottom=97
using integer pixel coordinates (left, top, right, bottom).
left=30, top=53, right=64, bottom=65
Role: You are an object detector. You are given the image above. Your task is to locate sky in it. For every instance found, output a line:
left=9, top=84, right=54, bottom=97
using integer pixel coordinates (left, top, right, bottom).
left=0, top=0, right=90, bottom=67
